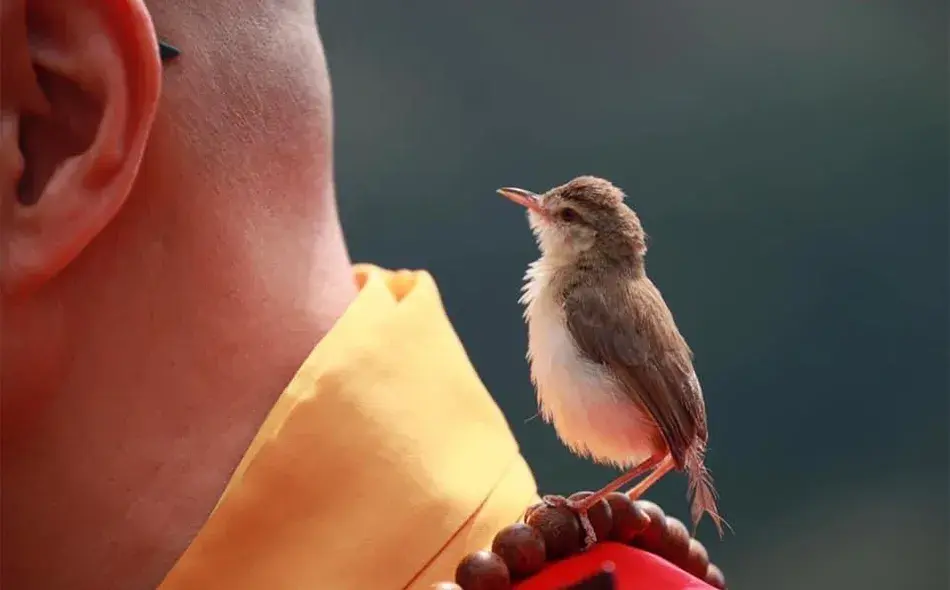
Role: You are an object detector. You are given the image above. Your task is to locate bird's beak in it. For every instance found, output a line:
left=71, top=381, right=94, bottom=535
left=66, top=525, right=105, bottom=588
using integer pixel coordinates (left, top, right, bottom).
left=497, top=187, right=543, bottom=214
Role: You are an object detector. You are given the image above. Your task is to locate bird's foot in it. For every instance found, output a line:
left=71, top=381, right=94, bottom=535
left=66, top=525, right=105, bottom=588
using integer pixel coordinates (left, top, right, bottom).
left=542, top=494, right=598, bottom=550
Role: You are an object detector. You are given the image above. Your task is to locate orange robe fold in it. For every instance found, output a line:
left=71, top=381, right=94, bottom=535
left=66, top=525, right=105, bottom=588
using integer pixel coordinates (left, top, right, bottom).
left=160, top=265, right=539, bottom=589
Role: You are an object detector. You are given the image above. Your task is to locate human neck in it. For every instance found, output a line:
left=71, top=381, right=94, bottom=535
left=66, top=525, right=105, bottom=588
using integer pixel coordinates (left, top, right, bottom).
left=1, top=202, right=357, bottom=589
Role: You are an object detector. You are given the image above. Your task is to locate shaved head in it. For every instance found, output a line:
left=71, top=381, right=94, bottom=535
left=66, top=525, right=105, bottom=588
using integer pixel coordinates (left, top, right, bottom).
left=2, top=0, right=355, bottom=587
left=143, top=0, right=330, bottom=185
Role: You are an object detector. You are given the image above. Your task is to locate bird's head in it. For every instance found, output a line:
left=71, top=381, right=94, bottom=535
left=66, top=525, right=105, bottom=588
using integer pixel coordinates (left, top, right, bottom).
left=498, top=176, right=647, bottom=267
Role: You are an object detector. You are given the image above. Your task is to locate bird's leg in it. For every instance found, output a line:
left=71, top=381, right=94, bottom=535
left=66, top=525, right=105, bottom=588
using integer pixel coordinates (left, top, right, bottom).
left=624, top=454, right=676, bottom=500
left=571, top=455, right=664, bottom=513
left=541, top=455, right=664, bottom=550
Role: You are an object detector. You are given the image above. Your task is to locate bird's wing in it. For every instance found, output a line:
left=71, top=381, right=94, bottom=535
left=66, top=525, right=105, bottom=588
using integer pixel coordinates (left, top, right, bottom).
left=563, top=277, right=707, bottom=466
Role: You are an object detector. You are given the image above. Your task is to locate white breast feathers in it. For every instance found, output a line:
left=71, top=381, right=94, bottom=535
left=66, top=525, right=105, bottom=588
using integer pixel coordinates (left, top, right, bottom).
left=520, top=259, right=657, bottom=468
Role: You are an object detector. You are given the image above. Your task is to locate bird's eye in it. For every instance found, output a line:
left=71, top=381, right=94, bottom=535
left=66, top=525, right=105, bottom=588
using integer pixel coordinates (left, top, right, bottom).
left=558, top=208, right=579, bottom=223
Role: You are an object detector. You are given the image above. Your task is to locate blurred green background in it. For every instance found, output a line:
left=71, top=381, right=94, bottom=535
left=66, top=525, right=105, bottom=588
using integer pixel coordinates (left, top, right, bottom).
left=320, top=2, right=948, bottom=588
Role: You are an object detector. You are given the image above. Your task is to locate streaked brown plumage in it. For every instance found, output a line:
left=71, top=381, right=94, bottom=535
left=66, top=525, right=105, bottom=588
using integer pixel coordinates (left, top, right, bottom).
left=498, top=176, right=725, bottom=543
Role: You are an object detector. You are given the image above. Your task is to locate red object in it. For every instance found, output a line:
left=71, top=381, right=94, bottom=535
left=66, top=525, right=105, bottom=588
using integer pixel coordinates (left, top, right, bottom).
left=514, top=542, right=714, bottom=590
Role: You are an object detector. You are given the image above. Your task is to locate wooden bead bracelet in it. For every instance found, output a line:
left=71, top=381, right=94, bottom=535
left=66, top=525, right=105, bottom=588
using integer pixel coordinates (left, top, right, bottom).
left=432, top=492, right=726, bottom=590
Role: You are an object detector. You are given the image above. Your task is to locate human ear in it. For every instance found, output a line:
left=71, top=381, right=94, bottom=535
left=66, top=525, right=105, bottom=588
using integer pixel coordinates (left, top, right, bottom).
left=1, top=0, right=161, bottom=295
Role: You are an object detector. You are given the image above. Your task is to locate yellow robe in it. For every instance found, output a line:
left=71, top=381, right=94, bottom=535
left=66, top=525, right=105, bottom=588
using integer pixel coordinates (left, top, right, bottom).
left=159, top=265, right=539, bottom=589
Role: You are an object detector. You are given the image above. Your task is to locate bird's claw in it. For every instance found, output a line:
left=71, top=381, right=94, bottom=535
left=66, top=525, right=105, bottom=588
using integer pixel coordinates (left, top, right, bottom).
left=541, top=495, right=598, bottom=550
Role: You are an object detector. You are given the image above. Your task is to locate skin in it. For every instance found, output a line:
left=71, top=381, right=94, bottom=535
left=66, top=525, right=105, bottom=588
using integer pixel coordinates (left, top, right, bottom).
left=1, top=0, right=354, bottom=587
left=1, top=3, right=721, bottom=588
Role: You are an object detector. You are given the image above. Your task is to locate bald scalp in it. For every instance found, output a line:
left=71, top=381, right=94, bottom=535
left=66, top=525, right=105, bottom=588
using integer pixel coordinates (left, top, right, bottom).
left=141, top=0, right=329, bottom=169
left=2, top=1, right=354, bottom=585
left=145, top=0, right=316, bottom=34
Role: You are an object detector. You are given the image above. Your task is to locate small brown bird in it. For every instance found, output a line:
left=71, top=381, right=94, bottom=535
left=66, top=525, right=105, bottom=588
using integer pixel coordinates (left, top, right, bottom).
left=498, top=176, right=725, bottom=545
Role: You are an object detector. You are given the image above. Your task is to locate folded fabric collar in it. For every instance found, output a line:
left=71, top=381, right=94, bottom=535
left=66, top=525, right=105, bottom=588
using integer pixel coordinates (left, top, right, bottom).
left=159, top=265, right=538, bottom=589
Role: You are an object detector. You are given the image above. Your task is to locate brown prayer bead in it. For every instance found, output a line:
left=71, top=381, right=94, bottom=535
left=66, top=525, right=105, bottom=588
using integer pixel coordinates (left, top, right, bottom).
left=661, top=516, right=691, bottom=565
left=567, top=491, right=614, bottom=543
left=524, top=502, right=583, bottom=560
left=454, top=550, right=511, bottom=590
left=705, top=563, right=727, bottom=589
left=491, top=523, right=546, bottom=578
left=631, top=500, right=667, bottom=552
left=684, top=538, right=710, bottom=580
left=523, top=502, right=543, bottom=521
left=604, top=492, right=649, bottom=542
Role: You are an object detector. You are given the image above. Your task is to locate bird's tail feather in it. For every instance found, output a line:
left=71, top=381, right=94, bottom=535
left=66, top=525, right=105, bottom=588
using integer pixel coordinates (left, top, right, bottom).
left=685, top=447, right=729, bottom=538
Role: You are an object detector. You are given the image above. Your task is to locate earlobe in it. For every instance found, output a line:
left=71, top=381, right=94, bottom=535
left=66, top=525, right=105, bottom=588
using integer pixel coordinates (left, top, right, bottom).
left=1, top=0, right=161, bottom=296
